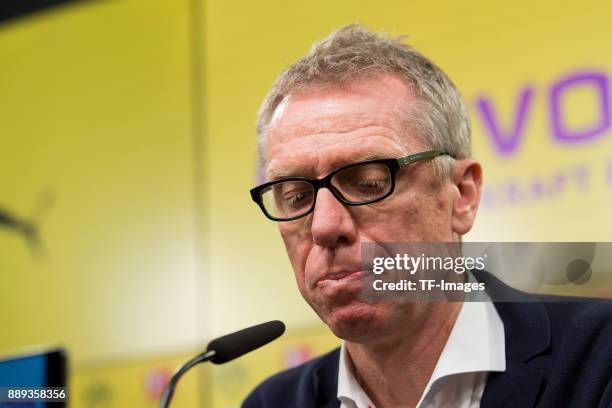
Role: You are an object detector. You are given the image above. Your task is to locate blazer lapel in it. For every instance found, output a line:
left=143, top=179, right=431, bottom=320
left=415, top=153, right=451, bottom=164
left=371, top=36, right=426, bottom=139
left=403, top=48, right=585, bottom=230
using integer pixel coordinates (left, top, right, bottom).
left=312, top=348, right=341, bottom=408
left=481, top=361, right=545, bottom=407
left=474, top=271, right=551, bottom=408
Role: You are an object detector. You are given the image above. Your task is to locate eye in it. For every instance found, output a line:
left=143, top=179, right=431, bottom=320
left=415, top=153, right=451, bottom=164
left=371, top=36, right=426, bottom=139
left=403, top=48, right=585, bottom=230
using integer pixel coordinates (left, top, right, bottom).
left=278, top=185, right=313, bottom=210
left=285, top=190, right=311, bottom=207
left=332, top=163, right=392, bottom=202
left=357, top=179, right=388, bottom=192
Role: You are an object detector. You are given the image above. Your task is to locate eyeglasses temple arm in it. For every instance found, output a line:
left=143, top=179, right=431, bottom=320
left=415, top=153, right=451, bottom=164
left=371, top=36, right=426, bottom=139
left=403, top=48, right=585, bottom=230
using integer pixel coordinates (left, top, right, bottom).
left=396, top=149, right=447, bottom=167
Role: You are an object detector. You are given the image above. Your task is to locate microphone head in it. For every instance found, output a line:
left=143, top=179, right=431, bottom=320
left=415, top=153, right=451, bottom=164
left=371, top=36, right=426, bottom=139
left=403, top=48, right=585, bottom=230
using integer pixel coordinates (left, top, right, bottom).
left=206, top=320, right=285, bottom=364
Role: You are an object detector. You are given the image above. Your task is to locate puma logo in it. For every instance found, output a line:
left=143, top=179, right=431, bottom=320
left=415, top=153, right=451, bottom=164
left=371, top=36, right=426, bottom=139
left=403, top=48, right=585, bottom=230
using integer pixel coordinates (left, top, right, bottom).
left=0, top=189, right=56, bottom=257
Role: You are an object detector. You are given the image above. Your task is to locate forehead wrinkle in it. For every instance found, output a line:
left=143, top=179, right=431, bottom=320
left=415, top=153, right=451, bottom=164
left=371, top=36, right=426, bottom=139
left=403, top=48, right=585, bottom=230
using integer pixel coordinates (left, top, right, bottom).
left=270, top=112, right=384, bottom=147
left=269, top=83, right=408, bottom=141
left=267, top=97, right=418, bottom=156
left=265, top=129, right=408, bottom=181
left=264, top=74, right=424, bottom=180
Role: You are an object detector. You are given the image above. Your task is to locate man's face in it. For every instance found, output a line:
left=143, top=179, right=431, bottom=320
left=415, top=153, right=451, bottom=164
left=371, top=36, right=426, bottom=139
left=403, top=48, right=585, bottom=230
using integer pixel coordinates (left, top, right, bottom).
left=264, top=74, right=477, bottom=342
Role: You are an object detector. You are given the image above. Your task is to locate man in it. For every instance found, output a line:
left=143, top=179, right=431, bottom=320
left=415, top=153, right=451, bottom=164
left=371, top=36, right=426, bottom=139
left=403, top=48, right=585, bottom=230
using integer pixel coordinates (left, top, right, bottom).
left=244, top=25, right=612, bottom=407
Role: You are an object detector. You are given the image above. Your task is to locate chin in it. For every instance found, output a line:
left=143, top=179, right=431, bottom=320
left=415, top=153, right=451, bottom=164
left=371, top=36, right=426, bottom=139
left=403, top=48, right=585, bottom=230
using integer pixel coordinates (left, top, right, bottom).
left=324, top=301, right=389, bottom=342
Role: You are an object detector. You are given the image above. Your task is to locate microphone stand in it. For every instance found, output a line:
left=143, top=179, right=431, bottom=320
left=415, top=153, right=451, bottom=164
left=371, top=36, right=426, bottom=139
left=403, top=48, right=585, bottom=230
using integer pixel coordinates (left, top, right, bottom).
left=158, top=320, right=285, bottom=408
left=159, top=350, right=216, bottom=408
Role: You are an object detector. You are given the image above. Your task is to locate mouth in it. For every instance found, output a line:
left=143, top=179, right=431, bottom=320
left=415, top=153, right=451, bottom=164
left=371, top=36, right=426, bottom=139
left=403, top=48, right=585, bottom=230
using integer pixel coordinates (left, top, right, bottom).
left=316, top=271, right=364, bottom=288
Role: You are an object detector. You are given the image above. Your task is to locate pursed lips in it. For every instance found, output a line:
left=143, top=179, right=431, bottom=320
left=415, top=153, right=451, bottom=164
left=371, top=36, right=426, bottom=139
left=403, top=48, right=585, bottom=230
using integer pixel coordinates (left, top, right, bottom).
left=316, top=270, right=364, bottom=287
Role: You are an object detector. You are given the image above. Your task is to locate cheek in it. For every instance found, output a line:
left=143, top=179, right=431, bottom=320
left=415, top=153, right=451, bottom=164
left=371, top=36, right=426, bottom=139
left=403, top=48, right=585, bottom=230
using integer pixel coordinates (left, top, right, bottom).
left=279, top=222, right=312, bottom=281
left=356, top=190, right=451, bottom=242
left=408, top=192, right=453, bottom=240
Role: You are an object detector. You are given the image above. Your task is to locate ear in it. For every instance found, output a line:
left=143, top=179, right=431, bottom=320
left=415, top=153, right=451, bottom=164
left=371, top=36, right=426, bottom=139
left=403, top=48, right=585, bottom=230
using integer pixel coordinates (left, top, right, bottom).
left=450, top=158, right=483, bottom=235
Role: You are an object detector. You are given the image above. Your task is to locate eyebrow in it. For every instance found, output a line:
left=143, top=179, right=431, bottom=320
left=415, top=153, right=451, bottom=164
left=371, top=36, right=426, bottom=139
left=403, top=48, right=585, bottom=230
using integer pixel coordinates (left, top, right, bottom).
left=265, top=151, right=400, bottom=181
left=266, top=165, right=313, bottom=181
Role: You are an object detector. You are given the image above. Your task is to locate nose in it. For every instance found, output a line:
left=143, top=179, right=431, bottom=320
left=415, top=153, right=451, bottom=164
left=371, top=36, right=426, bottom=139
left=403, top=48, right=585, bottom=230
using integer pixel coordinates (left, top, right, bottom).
left=310, top=188, right=358, bottom=248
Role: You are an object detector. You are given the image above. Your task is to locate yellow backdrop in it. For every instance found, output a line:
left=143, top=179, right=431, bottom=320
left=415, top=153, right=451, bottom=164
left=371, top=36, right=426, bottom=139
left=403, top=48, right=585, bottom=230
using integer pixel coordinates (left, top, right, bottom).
left=1, top=0, right=611, bottom=407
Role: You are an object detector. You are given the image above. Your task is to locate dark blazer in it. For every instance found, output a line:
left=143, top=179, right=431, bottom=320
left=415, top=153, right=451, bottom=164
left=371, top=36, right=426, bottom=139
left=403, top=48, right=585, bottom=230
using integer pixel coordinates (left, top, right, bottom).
left=243, top=272, right=612, bottom=408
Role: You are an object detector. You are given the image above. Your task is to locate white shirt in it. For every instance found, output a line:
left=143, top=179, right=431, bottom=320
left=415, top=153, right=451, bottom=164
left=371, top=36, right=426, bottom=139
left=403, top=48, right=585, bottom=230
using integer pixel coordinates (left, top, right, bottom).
left=337, top=300, right=506, bottom=408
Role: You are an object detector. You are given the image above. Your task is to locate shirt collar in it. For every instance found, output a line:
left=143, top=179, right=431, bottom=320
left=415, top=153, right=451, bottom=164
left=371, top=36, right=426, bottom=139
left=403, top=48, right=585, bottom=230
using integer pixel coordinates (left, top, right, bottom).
left=338, top=341, right=376, bottom=408
left=337, top=295, right=506, bottom=407
left=429, top=299, right=506, bottom=381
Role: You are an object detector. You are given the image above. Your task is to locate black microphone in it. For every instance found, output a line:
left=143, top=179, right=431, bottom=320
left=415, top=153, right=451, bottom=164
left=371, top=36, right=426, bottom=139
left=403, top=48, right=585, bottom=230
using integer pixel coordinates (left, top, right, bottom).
left=159, top=320, right=286, bottom=408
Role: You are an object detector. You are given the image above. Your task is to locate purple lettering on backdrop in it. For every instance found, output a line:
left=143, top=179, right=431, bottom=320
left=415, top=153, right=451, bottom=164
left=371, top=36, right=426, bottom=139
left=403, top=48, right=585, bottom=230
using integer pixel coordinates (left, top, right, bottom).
left=481, top=161, right=601, bottom=210
left=475, top=86, right=534, bottom=156
left=550, top=71, right=610, bottom=143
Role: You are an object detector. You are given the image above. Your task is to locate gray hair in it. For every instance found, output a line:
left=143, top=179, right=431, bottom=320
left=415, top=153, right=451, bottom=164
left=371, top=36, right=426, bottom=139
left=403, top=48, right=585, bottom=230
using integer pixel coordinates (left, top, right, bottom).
left=257, top=24, right=471, bottom=177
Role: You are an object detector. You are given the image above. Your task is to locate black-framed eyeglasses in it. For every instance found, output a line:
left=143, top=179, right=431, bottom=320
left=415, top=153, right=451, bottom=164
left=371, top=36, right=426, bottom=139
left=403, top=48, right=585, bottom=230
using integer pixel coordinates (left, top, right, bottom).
left=250, top=149, right=451, bottom=222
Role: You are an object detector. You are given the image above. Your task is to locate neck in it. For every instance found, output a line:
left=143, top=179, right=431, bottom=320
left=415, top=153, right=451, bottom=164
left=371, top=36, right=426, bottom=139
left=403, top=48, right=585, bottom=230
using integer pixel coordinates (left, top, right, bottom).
left=345, top=301, right=462, bottom=408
